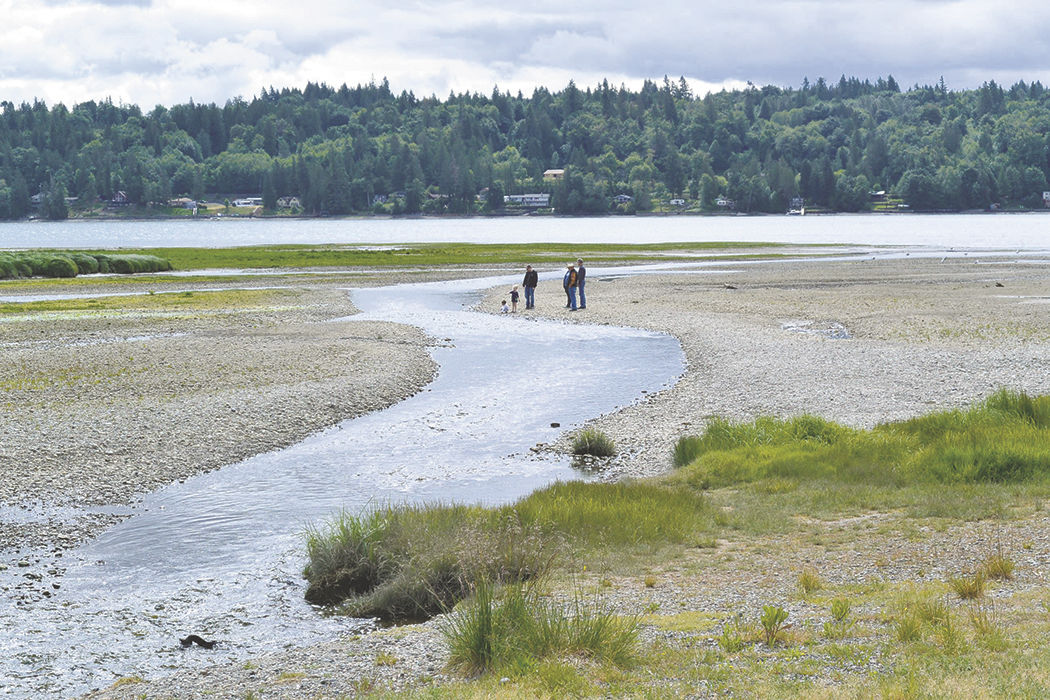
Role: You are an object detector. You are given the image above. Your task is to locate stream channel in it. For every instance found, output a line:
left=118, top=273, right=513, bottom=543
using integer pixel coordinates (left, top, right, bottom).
left=0, top=269, right=685, bottom=697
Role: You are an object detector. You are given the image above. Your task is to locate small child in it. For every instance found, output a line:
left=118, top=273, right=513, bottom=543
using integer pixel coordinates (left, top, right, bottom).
left=500, top=299, right=510, bottom=313
left=509, top=285, right=520, bottom=312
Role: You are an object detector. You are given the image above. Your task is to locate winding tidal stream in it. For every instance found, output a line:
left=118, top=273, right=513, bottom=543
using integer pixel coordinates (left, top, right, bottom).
left=0, top=272, right=684, bottom=697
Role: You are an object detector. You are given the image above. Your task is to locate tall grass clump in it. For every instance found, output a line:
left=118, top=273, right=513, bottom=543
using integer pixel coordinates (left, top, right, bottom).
left=303, top=504, right=550, bottom=622
left=673, top=434, right=703, bottom=467
left=511, top=480, right=714, bottom=549
left=443, top=578, right=638, bottom=676
left=672, top=391, right=1050, bottom=491
left=571, top=428, right=616, bottom=457
left=0, top=251, right=173, bottom=279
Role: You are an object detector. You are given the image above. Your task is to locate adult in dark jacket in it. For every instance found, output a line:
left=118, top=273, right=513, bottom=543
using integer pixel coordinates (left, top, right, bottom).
left=522, top=265, right=538, bottom=309
left=576, top=258, right=587, bottom=309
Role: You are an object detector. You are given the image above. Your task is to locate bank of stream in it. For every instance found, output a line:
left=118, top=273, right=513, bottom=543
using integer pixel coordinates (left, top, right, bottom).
left=0, top=271, right=684, bottom=697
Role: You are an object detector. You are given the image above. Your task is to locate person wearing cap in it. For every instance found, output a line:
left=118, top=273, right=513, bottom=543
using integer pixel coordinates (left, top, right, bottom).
left=563, top=263, right=578, bottom=310
left=576, top=258, right=587, bottom=309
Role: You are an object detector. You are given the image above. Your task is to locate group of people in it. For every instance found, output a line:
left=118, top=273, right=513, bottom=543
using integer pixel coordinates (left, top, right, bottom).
left=500, top=258, right=587, bottom=313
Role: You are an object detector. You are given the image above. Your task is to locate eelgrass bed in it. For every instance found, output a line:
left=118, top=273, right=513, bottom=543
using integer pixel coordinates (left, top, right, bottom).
left=0, top=251, right=172, bottom=279
left=304, top=389, right=1050, bottom=625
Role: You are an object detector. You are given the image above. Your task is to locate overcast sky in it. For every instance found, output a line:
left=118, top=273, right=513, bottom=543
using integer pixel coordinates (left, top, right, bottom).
left=3, top=0, right=1050, bottom=109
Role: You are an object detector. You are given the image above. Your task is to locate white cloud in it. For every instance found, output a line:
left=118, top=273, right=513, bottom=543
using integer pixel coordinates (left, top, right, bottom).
left=1, top=0, right=1049, bottom=107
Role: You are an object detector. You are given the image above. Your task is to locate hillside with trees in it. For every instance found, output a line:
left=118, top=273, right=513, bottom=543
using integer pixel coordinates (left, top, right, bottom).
left=1, top=75, right=1049, bottom=220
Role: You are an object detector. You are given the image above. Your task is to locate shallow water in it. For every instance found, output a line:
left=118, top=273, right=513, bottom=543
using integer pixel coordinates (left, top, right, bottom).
left=2, top=212, right=1050, bottom=249
left=0, top=271, right=684, bottom=697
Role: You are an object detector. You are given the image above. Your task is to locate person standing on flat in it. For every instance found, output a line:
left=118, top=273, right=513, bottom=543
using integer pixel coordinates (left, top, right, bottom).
left=522, top=265, right=538, bottom=309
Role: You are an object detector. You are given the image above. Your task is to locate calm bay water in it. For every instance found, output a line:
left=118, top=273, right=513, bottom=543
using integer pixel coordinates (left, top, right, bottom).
left=0, top=212, right=1048, bottom=249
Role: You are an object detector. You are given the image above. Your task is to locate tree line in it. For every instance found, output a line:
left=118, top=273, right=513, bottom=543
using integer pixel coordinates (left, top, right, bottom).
left=1, top=74, right=1049, bottom=220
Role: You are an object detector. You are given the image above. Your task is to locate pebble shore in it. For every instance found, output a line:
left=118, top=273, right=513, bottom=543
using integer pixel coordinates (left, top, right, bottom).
left=8, top=254, right=1050, bottom=697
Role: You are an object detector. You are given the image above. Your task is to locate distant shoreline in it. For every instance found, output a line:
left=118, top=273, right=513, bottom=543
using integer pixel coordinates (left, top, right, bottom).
left=13, top=207, right=1050, bottom=224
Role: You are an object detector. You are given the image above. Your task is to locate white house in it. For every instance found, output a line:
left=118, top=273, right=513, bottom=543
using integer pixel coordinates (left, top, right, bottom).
left=504, top=193, right=551, bottom=207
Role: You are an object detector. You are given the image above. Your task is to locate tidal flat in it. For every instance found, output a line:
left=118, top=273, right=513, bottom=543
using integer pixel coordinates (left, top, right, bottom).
left=4, top=248, right=1050, bottom=697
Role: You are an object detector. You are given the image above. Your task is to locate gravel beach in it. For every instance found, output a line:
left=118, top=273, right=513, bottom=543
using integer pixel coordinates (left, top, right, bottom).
left=11, top=252, right=1050, bottom=697
left=0, top=280, right=437, bottom=557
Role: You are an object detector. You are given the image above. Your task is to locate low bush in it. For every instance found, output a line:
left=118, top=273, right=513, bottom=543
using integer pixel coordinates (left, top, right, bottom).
left=571, top=428, right=616, bottom=457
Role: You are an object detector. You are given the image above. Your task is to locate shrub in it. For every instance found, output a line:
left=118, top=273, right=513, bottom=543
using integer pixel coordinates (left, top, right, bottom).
left=571, top=428, right=616, bottom=457
left=106, top=253, right=173, bottom=274
left=0, top=251, right=172, bottom=279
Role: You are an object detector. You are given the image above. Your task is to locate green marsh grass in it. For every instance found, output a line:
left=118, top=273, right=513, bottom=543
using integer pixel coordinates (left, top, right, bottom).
left=982, top=552, right=1015, bottom=580
left=949, top=571, right=986, bottom=599
left=442, top=577, right=638, bottom=676
left=0, top=251, right=172, bottom=279
left=303, top=504, right=549, bottom=621
left=798, top=567, right=823, bottom=595
left=304, top=481, right=714, bottom=620
left=571, top=428, right=617, bottom=457
left=109, top=241, right=786, bottom=271
left=673, top=391, right=1050, bottom=494
left=0, top=288, right=301, bottom=316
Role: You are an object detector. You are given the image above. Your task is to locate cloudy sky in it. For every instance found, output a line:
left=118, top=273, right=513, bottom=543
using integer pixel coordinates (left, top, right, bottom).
left=3, top=0, right=1050, bottom=108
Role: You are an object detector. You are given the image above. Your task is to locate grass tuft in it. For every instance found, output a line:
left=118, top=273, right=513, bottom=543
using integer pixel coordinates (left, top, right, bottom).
left=572, top=428, right=617, bottom=457
left=981, top=552, right=1015, bottom=581
left=442, top=578, right=638, bottom=676
left=798, top=567, right=823, bottom=595
left=948, top=571, right=986, bottom=600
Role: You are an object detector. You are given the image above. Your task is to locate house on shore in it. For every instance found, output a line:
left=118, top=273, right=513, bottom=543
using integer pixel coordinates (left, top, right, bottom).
left=504, top=193, right=551, bottom=207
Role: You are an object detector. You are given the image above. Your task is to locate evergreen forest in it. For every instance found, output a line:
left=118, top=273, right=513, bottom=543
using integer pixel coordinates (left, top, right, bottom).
left=2, top=75, right=1049, bottom=220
